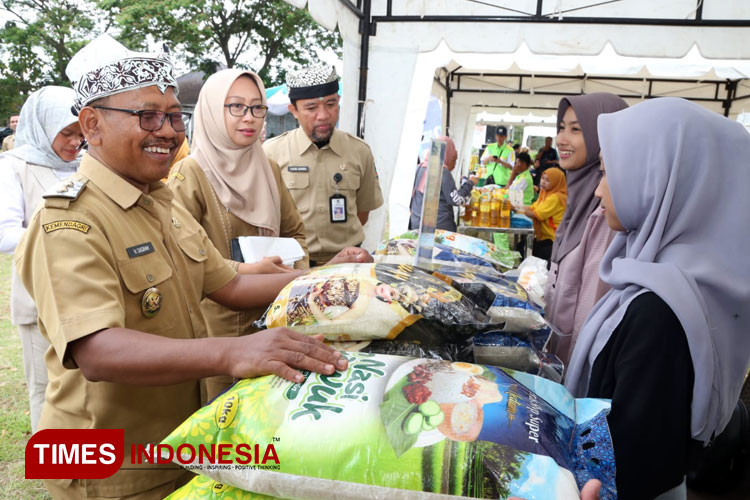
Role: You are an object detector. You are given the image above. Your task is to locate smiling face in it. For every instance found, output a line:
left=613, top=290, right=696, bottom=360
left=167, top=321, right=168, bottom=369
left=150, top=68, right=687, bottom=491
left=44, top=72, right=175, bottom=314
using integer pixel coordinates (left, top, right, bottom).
left=51, top=122, right=84, bottom=162
left=289, top=94, right=339, bottom=143
left=224, top=75, right=263, bottom=148
left=80, top=86, right=185, bottom=190
left=556, top=106, right=588, bottom=171
left=594, top=155, right=626, bottom=231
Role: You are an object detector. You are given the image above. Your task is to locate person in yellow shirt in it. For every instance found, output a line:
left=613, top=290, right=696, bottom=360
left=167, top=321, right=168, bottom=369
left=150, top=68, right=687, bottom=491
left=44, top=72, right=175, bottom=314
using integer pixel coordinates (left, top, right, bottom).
left=516, top=167, right=567, bottom=261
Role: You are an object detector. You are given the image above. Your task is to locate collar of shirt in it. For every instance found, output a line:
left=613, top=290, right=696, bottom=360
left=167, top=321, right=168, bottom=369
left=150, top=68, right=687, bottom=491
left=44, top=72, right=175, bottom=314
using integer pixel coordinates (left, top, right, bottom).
left=78, top=153, right=173, bottom=210
left=292, top=127, right=345, bottom=158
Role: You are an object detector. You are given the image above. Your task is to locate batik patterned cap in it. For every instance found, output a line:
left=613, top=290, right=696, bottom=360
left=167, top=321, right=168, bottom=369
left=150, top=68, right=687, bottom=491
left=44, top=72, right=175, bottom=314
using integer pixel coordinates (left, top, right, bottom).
left=66, top=34, right=178, bottom=115
left=286, top=63, right=339, bottom=101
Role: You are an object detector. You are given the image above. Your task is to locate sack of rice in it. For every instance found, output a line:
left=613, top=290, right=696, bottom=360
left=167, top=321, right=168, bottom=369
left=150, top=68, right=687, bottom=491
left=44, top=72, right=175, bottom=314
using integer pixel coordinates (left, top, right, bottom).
left=473, top=329, right=564, bottom=383
left=375, top=239, right=501, bottom=276
left=389, top=229, right=518, bottom=270
left=254, top=263, right=490, bottom=346
left=161, top=352, right=617, bottom=500
left=431, top=267, right=545, bottom=333
left=332, top=339, right=473, bottom=363
left=165, top=475, right=278, bottom=499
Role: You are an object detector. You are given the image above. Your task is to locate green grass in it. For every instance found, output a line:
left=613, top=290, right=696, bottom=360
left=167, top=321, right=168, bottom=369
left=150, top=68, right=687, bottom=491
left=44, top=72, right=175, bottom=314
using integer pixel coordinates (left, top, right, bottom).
left=0, top=253, right=50, bottom=499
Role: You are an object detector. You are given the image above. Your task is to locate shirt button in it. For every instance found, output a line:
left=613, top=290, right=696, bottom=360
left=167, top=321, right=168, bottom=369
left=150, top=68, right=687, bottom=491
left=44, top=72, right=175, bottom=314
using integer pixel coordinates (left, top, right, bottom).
left=146, top=273, right=155, bottom=282
left=318, top=207, right=324, bottom=213
left=187, top=305, right=192, bottom=313
left=199, top=248, right=206, bottom=256
left=142, top=199, right=152, bottom=206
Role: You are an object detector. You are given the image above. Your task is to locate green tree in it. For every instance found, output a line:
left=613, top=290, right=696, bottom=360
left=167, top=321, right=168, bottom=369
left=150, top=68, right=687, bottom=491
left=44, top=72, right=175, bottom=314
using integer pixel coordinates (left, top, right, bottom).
left=0, top=0, right=105, bottom=117
left=102, top=0, right=342, bottom=85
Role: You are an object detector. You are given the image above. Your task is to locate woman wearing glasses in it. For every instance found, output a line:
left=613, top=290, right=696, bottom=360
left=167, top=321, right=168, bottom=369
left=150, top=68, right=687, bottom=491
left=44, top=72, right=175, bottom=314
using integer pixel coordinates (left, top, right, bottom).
left=169, top=69, right=308, bottom=401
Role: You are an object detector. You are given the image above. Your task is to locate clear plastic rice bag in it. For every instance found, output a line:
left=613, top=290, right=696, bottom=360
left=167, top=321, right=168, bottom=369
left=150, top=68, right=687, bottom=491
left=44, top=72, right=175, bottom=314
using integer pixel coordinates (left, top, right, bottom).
left=375, top=239, right=502, bottom=276
left=473, top=328, right=564, bottom=383
left=431, top=266, right=546, bottom=333
left=389, top=229, right=518, bottom=270
left=161, top=352, right=617, bottom=500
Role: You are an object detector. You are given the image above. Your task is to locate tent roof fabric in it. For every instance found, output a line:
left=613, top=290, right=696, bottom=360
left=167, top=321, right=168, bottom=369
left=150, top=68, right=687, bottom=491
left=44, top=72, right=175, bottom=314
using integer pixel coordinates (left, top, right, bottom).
left=292, top=0, right=750, bottom=58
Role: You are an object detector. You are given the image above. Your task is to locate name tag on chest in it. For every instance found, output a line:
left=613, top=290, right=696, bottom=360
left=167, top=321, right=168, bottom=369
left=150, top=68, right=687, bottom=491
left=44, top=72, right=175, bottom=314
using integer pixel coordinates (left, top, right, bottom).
left=288, top=166, right=309, bottom=173
left=127, top=242, right=155, bottom=258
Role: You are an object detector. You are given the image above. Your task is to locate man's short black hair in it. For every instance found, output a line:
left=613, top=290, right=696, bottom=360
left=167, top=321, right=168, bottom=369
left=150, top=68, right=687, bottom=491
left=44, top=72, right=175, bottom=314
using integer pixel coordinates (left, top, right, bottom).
left=517, top=152, right=532, bottom=166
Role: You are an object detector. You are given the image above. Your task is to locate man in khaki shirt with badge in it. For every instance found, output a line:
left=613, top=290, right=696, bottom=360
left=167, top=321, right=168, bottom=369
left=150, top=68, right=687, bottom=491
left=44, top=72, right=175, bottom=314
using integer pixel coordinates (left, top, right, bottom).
left=2, top=113, right=19, bottom=151
left=14, top=35, right=365, bottom=500
left=264, top=64, right=384, bottom=265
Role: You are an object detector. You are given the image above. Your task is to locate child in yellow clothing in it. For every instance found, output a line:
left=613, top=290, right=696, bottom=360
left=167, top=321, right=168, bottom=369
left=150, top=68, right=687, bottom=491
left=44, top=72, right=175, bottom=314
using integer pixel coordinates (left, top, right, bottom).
left=516, top=167, right=567, bottom=261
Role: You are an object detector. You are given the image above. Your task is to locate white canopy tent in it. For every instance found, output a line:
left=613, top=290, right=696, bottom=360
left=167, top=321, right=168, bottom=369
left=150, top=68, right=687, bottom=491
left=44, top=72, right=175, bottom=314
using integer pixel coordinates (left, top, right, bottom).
left=283, top=0, right=750, bottom=248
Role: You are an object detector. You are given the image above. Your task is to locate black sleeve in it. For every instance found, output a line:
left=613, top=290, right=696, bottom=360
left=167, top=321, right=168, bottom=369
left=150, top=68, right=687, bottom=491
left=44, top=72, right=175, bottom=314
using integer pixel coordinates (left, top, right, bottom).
left=587, top=292, right=694, bottom=500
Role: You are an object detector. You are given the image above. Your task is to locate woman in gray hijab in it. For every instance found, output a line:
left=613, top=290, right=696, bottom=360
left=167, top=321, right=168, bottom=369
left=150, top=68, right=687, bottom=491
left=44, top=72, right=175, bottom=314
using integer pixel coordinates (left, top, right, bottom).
left=545, top=93, right=628, bottom=364
left=0, top=86, right=83, bottom=432
left=566, top=98, right=750, bottom=500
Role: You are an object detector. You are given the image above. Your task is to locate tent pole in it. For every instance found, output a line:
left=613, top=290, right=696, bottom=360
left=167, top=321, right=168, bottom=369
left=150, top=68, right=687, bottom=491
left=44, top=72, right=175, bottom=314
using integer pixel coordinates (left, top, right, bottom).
left=446, top=72, right=451, bottom=136
left=724, top=80, right=738, bottom=117
left=357, top=0, right=373, bottom=139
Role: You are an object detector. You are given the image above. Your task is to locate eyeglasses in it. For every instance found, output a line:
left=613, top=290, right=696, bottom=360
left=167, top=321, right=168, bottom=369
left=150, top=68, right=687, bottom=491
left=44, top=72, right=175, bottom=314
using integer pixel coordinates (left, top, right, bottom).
left=93, top=106, right=191, bottom=132
left=224, top=103, right=268, bottom=118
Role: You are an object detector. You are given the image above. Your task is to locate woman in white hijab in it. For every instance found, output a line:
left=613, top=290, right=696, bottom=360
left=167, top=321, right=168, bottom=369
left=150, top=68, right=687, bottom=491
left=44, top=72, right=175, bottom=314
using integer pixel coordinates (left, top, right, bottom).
left=0, top=86, right=83, bottom=432
left=565, top=98, right=750, bottom=500
left=169, top=69, right=308, bottom=401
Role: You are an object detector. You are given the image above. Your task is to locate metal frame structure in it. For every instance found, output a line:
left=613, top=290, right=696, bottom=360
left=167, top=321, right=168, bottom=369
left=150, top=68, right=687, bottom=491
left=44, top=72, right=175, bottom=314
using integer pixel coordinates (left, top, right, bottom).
left=336, top=0, right=750, bottom=137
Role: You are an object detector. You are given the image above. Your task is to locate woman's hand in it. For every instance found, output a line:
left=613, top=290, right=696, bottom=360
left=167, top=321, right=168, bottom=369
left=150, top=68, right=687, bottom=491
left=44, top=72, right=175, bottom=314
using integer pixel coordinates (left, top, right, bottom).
left=241, top=256, right=294, bottom=274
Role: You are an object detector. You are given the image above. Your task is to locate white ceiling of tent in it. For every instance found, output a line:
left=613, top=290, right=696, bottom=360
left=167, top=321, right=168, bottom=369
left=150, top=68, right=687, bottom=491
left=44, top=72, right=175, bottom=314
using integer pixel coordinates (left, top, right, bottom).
left=288, top=0, right=750, bottom=59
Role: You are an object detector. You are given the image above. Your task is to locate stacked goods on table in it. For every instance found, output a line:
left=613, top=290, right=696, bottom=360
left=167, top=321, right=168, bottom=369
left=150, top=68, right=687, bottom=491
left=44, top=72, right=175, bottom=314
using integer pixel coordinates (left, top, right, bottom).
left=254, top=262, right=561, bottom=373
left=429, top=266, right=544, bottom=333
left=162, top=353, right=617, bottom=499
left=253, top=262, right=490, bottom=360
left=377, top=229, right=518, bottom=271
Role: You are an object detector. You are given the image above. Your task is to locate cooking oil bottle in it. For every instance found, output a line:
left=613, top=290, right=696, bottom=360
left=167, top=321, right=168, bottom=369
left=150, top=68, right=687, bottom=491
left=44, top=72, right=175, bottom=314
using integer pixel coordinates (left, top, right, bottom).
left=490, top=188, right=501, bottom=227
left=500, top=192, right=512, bottom=228
left=470, top=189, right=481, bottom=226
left=479, top=190, right=491, bottom=227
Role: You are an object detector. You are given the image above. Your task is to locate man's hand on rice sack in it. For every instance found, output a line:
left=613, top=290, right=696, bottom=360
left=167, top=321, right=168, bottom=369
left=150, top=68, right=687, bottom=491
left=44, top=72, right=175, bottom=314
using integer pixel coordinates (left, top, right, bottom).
left=509, top=479, right=600, bottom=500
left=226, top=330, right=348, bottom=383
left=239, top=256, right=294, bottom=274
left=326, top=246, right=374, bottom=265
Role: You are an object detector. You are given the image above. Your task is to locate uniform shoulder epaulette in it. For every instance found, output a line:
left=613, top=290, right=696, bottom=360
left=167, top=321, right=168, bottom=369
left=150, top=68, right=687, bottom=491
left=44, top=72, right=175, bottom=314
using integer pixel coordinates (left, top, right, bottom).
left=42, top=179, right=88, bottom=209
left=42, top=178, right=88, bottom=201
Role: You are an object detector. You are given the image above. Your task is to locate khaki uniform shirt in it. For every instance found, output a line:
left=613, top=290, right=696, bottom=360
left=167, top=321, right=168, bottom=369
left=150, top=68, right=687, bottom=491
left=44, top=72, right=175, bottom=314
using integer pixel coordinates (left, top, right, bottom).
left=263, top=128, right=384, bottom=263
left=168, top=156, right=308, bottom=338
left=14, top=154, right=237, bottom=497
left=2, top=133, right=14, bottom=151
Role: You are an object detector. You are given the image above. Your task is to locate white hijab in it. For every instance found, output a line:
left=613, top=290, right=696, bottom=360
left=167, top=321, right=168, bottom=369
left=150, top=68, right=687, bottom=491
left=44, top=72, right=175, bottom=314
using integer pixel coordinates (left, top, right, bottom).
left=565, top=98, right=750, bottom=443
left=3, top=86, right=80, bottom=171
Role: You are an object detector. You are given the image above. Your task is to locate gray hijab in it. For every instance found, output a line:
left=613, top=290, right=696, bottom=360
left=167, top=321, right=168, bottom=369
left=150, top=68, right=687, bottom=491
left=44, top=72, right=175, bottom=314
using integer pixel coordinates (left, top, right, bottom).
left=550, top=93, right=628, bottom=262
left=564, top=98, right=750, bottom=443
left=3, top=86, right=80, bottom=171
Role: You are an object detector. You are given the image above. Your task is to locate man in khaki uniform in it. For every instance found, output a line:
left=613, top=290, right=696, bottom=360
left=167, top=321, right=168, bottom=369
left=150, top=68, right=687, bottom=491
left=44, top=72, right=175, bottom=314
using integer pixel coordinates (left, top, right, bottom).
left=2, top=113, right=19, bottom=151
left=14, top=35, right=359, bottom=500
left=264, top=64, right=384, bottom=265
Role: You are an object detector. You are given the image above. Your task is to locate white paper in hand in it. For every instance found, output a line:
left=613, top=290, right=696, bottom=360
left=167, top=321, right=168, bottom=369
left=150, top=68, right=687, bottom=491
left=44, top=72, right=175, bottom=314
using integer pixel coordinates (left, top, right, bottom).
left=236, top=237, right=305, bottom=266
